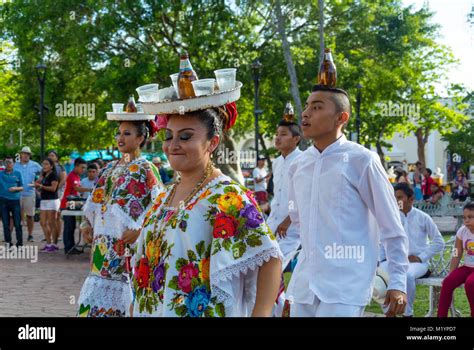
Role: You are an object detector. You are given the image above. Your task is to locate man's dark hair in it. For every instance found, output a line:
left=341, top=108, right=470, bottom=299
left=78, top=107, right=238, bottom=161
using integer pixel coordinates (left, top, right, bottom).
left=425, top=168, right=432, bottom=176
left=464, top=202, right=474, bottom=211
left=394, top=182, right=414, bottom=198
left=87, top=163, right=98, bottom=171
left=4, top=155, right=13, bottom=160
left=277, top=120, right=303, bottom=138
left=74, top=157, right=87, bottom=166
left=312, top=85, right=352, bottom=123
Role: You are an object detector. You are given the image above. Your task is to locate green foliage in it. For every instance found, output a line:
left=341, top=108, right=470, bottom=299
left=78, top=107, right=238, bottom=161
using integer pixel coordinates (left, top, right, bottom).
left=0, top=0, right=469, bottom=161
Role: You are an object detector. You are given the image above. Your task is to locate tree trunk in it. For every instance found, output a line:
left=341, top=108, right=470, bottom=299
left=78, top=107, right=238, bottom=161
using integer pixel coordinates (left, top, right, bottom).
left=274, top=0, right=303, bottom=125
left=319, top=0, right=325, bottom=65
left=376, top=141, right=386, bottom=169
left=415, top=127, right=429, bottom=167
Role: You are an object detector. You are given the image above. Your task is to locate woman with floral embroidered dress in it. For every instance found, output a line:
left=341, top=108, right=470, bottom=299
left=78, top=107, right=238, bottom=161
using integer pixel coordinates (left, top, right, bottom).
left=77, top=118, right=164, bottom=317
left=132, top=102, right=283, bottom=317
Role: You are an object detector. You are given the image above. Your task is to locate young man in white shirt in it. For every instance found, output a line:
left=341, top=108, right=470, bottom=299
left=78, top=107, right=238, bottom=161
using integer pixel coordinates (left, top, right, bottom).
left=286, top=85, right=409, bottom=317
left=267, top=120, right=302, bottom=260
left=379, top=183, right=444, bottom=316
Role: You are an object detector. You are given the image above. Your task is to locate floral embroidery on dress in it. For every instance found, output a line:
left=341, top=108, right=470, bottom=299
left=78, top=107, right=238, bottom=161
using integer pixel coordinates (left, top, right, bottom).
left=132, top=175, right=280, bottom=317
left=88, top=158, right=160, bottom=225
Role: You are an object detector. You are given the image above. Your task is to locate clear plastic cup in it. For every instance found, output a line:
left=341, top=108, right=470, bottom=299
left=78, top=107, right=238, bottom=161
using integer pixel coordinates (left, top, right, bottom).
left=136, top=84, right=159, bottom=102
left=169, top=73, right=179, bottom=95
left=158, top=86, right=177, bottom=101
left=191, top=79, right=216, bottom=97
left=112, top=103, right=124, bottom=113
left=214, top=68, right=236, bottom=91
left=138, top=91, right=160, bottom=103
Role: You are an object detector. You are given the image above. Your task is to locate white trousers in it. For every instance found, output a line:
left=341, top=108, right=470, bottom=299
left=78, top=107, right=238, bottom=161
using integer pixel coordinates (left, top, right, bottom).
left=290, top=294, right=365, bottom=317
left=379, top=260, right=428, bottom=316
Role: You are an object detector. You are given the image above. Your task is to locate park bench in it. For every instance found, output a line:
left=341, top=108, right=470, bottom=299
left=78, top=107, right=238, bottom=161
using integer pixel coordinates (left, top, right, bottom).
left=413, top=195, right=467, bottom=233
left=415, top=235, right=463, bottom=317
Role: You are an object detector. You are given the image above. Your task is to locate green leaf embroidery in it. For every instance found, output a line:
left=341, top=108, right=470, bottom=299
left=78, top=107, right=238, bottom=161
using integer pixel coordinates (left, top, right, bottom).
left=175, top=258, right=188, bottom=270
left=187, top=250, right=197, bottom=262
left=168, top=276, right=179, bottom=290
left=215, top=303, right=225, bottom=317
left=246, top=234, right=262, bottom=247
left=175, top=304, right=187, bottom=317
left=231, top=241, right=246, bottom=259
left=222, top=238, right=232, bottom=251
left=190, top=278, right=199, bottom=290
left=196, top=241, right=205, bottom=257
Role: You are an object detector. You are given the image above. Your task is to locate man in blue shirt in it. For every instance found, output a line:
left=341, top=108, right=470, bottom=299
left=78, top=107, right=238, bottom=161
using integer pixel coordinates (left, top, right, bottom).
left=13, top=146, right=42, bottom=242
left=0, top=155, right=24, bottom=248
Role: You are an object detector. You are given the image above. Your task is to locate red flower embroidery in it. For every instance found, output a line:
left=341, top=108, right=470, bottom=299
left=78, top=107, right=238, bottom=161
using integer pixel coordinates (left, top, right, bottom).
left=213, top=212, right=239, bottom=239
left=126, top=179, right=146, bottom=198
left=137, top=256, right=150, bottom=289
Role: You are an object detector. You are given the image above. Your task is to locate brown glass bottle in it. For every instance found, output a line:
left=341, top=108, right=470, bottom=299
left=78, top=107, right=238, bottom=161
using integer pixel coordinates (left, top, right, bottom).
left=318, top=48, right=337, bottom=87
left=125, top=95, right=137, bottom=113
left=283, top=101, right=295, bottom=122
left=178, top=51, right=198, bottom=99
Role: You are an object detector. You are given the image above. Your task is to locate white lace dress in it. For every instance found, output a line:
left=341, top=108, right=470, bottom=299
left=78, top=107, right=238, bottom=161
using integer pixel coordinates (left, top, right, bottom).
left=77, top=158, right=162, bottom=317
left=132, top=174, right=282, bottom=317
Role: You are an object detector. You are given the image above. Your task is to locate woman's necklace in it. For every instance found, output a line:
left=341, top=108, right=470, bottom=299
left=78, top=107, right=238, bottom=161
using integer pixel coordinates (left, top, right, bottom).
left=152, top=162, right=215, bottom=237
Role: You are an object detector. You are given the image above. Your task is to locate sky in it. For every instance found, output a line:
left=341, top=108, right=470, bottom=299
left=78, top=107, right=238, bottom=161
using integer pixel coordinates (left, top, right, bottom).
left=402, top=0, right=474, bottom=93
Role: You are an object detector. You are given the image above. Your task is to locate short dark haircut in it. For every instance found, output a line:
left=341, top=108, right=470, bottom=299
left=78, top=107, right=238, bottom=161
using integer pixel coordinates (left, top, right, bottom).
left=312, top=85, right=352, bottom=118
left=4, top=155, right=13, bottom=160
left=87, top=163, right=98, bottom=171
left=464, top=202, right=474, bottom=211
left=277, top=120, right=302, bottom=138
left=394, top=183, right=414, bottom=198
left=425, top=168, right=432, bottom=176
left=74, top=157, right=86, bottom=166
left=416, top=161, right=422, bottom=166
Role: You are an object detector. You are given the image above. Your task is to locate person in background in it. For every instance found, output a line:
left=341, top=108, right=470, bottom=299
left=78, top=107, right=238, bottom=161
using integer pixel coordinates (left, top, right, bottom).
left=379, top=183, right=444, bottom=316
left=396, top=169, right=411, bottom=185
left=452, top=169, right=469, bottom=202
left=47, top=150, right=67, bottom=243
left=92, top=158, right=105, bottom=173
left=0, top=156, right=24, bottom=248
left=252, top=156, right=270, bottom=207
left=61, top=157, right=89, bottom=255
left=428, top=182, right=444, bottom=205
left=438, top=202, right=474, bottom=317
left=81, top=163, right=99, bottom=200
left=35, top=158, right=60, bottom=252
left=412, top=161, right=424, bottom=201
left=14, top=146, right=42, bottom=242
left=421, top=168, right=435, bottom=201
left=152, top=157, right=171, bottom=184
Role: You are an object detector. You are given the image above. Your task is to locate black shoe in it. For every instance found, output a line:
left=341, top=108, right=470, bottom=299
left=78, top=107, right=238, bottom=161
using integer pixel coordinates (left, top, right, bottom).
left=41, top=238, right=46, bottom=242
left=16, top=243, right=23, bottom=248
left=27, top=235, right=34, bottom=242
left=67, top=248, right=82, bottom=255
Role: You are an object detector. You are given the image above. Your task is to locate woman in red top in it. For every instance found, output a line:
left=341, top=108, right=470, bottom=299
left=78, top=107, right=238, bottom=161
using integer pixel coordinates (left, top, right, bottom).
left=421, top=168, right=435, bottom=200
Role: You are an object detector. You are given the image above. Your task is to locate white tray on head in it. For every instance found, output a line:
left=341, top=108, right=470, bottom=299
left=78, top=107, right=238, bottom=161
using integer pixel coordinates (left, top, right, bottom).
left=141, top=81, right=242, bottom=115
left=106, top=112, right=155, bottom=121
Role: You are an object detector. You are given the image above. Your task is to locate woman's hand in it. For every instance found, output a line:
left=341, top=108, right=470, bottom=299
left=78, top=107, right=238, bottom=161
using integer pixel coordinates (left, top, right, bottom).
left=276, top=216, right=291, bottom=238
left=122, top=229, right=141, bottom=244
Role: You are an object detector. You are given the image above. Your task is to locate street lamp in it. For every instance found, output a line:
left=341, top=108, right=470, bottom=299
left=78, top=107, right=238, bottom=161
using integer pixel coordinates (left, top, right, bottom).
left=36, top=64, right=47, bottom=160
left=355, top=83, right=362, bottom=144
left=251, top=59, right=263, bottom=165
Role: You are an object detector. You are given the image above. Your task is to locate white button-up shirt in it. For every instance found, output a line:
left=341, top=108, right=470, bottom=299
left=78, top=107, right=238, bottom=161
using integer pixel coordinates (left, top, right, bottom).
left=380, top=207, right=444, bottom=263
left=286, top=135, right=409, bottom=306
left=267, top=148, right=302, bottom=258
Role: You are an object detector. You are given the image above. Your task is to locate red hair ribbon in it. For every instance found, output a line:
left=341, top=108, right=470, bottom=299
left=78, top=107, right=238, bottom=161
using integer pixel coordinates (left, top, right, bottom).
left=224, top=102, right=238, bottom=131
